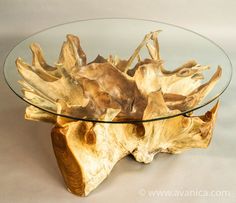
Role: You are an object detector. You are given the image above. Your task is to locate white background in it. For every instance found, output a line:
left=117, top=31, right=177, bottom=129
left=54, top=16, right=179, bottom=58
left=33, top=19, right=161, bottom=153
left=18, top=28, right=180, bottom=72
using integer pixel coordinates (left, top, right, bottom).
left=0, top=1, right=235, bottom=202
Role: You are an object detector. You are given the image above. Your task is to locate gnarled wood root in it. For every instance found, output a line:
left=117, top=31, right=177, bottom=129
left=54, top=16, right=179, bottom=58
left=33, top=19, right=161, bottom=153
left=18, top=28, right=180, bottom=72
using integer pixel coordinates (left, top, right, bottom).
left=16, top=31, right=221, bottom=196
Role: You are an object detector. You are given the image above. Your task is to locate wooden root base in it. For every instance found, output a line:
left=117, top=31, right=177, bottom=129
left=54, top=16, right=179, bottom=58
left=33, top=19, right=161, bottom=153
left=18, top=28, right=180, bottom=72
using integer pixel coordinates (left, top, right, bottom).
left=50, top=102, right=219, bottom=196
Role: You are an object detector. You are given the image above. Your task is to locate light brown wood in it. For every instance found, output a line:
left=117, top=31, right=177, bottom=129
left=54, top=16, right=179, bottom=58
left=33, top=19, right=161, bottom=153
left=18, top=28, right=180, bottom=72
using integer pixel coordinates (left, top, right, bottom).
left=51, top=126, right=85, bottom=196
left=16, top=31, right=221, bottom=196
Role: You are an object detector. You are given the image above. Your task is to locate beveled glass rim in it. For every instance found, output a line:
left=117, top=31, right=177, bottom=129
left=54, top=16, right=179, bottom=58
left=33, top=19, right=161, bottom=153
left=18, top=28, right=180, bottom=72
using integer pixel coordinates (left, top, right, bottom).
left=3, top=17, right=233, bottom=123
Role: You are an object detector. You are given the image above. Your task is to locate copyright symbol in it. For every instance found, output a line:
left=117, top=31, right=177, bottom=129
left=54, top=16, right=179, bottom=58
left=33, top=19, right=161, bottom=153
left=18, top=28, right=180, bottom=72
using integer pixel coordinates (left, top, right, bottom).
left=139, top=188, right=146, bottom=196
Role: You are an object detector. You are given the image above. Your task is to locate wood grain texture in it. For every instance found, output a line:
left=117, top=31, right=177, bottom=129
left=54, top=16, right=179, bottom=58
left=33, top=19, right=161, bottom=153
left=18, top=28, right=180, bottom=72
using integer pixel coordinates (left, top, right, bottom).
left=51, top=126, right=85, bottom=196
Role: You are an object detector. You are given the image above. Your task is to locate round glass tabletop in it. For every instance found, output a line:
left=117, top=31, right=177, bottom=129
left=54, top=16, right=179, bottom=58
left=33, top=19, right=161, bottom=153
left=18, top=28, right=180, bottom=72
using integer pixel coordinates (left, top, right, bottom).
left=4, top=18, right=232, bottom=123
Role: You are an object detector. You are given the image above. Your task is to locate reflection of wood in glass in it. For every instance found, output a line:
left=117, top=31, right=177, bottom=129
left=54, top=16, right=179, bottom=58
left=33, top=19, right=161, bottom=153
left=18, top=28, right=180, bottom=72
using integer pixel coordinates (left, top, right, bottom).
left=16, top=31, right=221, bottom=196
